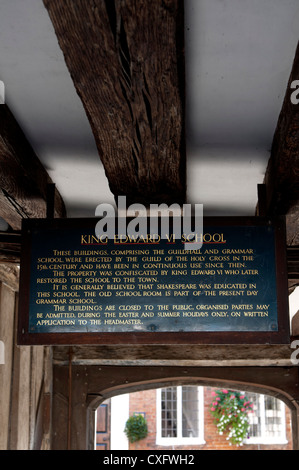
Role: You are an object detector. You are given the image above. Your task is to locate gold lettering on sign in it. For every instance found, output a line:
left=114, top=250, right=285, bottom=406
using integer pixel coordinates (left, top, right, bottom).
left=29, top=227, right=274, bottom=333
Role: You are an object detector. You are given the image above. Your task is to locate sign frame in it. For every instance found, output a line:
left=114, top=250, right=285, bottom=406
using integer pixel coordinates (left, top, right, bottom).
left=17, top=216, right=290, bottom=345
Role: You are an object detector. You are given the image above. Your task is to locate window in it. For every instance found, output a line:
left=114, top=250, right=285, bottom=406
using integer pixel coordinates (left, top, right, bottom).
left=156, top=386, right=204, bottom=445
left=245, top=392, right=287, bottom=444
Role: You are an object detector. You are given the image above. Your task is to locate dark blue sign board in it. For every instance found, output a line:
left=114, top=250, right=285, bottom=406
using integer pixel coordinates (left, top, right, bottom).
left=18, top=217, right=290, bottom=344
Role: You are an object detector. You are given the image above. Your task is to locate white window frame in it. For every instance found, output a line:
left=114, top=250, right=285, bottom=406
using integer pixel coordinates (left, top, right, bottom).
left=156, top=386, right=205, bottom=446
left=245, top=393, right=288, bottom=445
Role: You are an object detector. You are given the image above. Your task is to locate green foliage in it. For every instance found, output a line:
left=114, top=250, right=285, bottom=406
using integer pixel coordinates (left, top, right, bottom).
left=124, top=414, right=148, bottom=443
left=210, top=389, right=254, bottom=446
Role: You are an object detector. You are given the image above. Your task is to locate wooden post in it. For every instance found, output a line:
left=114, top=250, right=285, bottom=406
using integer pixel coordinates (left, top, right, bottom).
left=257, top=184, right=268, bottom=216
left=46, top=184, right=56, bottom=219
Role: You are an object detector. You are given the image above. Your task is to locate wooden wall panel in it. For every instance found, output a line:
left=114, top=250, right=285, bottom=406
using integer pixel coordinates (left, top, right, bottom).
left=9, top=334, right=31, bottom=449
left=0, top=266, right=52, bottom=450
left=0, top=282, right=16, bottom=449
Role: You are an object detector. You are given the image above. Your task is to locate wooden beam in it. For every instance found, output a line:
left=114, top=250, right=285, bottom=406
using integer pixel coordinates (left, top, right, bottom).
left=288, top=245, right=299, bottom=293
left=0, top=105, right=66, bottom=230
left=264, top=41, right=299, bottom=245
left=0, top=263, right=19, bottom=290
left=43, top=0, right=186, bottom=206
left=52, top=344, right=295, bottom=367
left=0, top=232, right=21, bottom=263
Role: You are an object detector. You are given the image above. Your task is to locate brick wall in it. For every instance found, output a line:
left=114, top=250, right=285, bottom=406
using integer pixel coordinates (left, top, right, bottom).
left=128, top=386, right=293, bottom=450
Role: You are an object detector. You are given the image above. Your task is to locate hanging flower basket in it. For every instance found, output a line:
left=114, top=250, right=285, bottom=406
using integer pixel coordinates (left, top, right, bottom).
left=210, top=389, right=254, bottom=446
left=124, top=414, right=148, bottom=443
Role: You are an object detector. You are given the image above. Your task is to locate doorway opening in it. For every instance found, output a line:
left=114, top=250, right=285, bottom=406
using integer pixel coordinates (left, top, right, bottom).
left=93, top=383, right=293, bottom=450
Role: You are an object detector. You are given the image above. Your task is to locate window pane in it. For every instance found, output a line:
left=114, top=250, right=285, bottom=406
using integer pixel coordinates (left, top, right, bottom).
left=246, top=393, right=262, bottom=438
left=264, top=395, right=283, bottom=438
left=161, top=387, right=177, bottom=437
left=246, top=392, right=285, bottom=441
left=182, top=386, right=199, bottom=438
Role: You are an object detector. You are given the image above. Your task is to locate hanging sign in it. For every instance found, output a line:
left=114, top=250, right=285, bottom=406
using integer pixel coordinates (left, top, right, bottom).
left=17, top=216, right=289, bottom=345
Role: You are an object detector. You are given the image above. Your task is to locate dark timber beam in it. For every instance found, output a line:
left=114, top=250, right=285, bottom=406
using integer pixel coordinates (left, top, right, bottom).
left=264, top=41, right=299, bottom=246
left=0, top=231, right=21, bottom=263
left=43, top=0, right=186, bottom=206
left=0, top=105, right=66, bottom=230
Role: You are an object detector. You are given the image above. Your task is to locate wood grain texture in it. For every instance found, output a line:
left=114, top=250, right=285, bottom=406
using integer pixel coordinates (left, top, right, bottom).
left=0, top=282, right=16, bottom=449
left=0, top=105, right=66, bottom=229
left=264, top=41, right=299, bottom=246
left=0, top=263, right=19, bottom=290
left=0, top=232, right=21, bottom=263
left=43, top=0, right=186, bottom=205
left=52, top=343, right=295, bottom=367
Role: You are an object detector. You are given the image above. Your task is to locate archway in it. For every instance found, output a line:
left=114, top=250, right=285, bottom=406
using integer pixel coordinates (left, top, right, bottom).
left=93, top=384, right=293, bottom=450
left=79, top=368, right=299, bottom=451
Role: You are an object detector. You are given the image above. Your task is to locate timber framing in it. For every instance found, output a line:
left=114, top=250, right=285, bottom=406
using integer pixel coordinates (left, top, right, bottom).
left=0, top=231, right=21, bottom=263
left=43, top=0, right=186, bottom=206
left=0, top=105, right=66, bottom=230
left=264, top=40, right=299, bottom=247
